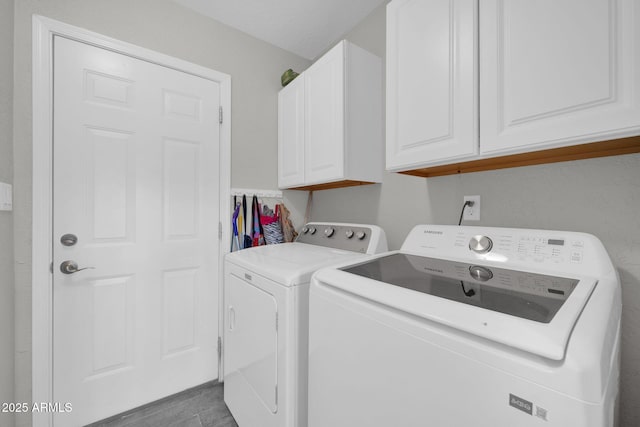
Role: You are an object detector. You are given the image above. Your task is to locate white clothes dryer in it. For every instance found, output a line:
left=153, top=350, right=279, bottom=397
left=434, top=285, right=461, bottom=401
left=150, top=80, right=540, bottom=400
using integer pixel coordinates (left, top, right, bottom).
left=223, top=222, right=387, bottom=427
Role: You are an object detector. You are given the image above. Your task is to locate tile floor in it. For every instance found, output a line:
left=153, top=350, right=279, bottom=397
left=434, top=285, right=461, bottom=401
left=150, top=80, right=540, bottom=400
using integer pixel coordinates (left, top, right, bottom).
left=87, top=381, right=237, bottom=427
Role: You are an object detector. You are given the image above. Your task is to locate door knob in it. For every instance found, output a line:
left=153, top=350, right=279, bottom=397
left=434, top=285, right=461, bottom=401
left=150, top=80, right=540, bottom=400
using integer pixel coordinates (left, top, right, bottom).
left=60, top=260, right=94, bottom=275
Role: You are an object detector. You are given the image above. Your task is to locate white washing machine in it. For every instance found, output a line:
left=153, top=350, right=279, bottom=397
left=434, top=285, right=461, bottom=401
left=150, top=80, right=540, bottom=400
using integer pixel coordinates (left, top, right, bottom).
left=223, top=222, right=387, bottom=427
left=308, top=224, right=621, bottom=427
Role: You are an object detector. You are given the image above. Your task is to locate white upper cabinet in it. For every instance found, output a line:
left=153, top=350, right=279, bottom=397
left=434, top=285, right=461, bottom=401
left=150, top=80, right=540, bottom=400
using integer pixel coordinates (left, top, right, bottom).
left=305, top=43, right=345, bottom=184
left=278, top=74, right=305, bottom=188
left=387, top=0, right=640, bottom=173
left=386, top=0, right=478, bottom=171
left=480, top=0, right=640, bottom=156
left=278, top=40, right=383, bottom=190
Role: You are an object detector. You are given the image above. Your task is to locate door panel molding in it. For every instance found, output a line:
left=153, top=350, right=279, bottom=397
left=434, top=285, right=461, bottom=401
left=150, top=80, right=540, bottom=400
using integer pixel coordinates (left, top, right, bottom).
left=32, top=15, right=231, bottom=427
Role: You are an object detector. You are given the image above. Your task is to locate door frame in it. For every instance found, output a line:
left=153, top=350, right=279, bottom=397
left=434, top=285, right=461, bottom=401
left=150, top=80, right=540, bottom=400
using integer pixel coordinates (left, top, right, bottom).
left=32, top=15, right=231, bottom=427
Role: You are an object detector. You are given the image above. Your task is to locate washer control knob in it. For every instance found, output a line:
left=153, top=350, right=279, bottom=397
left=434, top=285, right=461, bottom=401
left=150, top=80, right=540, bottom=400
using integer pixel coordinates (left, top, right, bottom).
left=356, top=231, right=366, bottom=240
left=302, top=227, right=309, bottom=234
left=345, top=230, right=354, bottom=239
left=309, top=227, right=317, bottom=235
left=469, top=265, right=493, bottom=282
left=324, top=227, right=335, bottom=237
left=469, top=235, right=493, bottom=253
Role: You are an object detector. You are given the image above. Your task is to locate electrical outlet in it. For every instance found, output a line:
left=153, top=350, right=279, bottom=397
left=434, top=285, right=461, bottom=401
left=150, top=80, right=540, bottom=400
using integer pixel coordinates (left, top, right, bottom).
left=463, top=195, right=480, bottom=221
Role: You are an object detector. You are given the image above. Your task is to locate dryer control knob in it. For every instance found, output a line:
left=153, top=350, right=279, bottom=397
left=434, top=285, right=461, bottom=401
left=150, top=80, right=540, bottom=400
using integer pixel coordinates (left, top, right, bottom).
left=469, top=235, right=493, bottom=253
left=324, top=227, right=335, bottom=237
left=345, top=230, right=354, bottom=239
left=356, top=231, right=367, bottom=240
left=302, top=227, right=309, bottom=234
left=309, top=227, right=317, bottom=235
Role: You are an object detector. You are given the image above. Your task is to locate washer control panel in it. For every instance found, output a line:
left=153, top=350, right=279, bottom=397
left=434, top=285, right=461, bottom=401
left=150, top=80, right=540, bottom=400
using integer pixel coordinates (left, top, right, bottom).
left=457, top=230, right=583, bottom=264
left=296, top=223, right=381, bottom=253
left=400, top=225, right=602, bottom=273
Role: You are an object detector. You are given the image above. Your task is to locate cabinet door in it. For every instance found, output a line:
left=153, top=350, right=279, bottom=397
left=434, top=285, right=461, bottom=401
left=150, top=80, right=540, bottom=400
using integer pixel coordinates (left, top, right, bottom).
left=480, top=0, right=640, bottom=156
left=305, top=42, right=345, bottom=184
left=278, top=75, right=305, bottom=188
left=386, top=0, right=478, bottom=171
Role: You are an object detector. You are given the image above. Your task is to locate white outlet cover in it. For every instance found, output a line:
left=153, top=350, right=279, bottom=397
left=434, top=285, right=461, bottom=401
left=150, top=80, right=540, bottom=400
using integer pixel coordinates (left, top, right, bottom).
left=0, top=182, right=13, bottom=211
left=463, top=195, right=480, bottom=221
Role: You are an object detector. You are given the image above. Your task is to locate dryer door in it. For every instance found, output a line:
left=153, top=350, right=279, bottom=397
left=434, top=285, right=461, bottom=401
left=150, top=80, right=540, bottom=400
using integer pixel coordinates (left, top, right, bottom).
left=225, top=271, right=278, bottom=413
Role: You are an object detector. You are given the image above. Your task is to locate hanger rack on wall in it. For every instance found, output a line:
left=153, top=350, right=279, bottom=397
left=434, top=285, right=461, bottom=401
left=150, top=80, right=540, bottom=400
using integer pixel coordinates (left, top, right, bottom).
left=230, top=188, right=283, bottom=199
left=229, top=188, right=294, bottom=252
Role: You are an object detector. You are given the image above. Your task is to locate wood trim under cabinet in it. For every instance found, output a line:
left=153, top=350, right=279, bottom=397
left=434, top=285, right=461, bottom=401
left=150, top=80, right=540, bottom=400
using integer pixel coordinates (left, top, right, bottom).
left=399, top=136, right=640, bottom=178
left=287, top=180, right=377, bottom=191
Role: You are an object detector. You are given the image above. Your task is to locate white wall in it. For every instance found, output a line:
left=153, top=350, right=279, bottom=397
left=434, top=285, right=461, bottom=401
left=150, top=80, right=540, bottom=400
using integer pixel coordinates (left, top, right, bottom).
left=0, top=0, right=15, bottom=426
left=11, top=1, right=309, bottom=425
left=308, top=4, right=640, bottom=426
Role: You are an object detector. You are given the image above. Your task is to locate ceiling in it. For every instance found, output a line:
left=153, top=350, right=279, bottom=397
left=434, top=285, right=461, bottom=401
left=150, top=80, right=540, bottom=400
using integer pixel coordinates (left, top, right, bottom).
left=171, top=0, right=387, bottom=60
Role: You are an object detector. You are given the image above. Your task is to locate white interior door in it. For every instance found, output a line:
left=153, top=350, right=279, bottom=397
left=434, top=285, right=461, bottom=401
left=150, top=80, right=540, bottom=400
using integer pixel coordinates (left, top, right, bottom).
left=52, top=35, right=221, bottom=426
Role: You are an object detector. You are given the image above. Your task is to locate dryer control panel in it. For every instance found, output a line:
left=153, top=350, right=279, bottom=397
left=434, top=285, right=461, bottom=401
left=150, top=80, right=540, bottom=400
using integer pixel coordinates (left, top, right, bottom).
left=296, top=222, right=387, bottom=254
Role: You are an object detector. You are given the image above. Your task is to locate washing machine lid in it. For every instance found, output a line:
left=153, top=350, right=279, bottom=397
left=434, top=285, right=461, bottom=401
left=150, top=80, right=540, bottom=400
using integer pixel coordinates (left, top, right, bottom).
left=225, top=242, right=368, bottom=286
left=314, top=251, right=599, bottom=360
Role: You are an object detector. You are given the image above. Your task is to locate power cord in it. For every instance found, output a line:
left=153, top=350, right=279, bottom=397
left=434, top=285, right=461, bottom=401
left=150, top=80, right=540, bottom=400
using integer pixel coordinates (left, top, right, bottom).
left=458, top=200, right=475, bottom=226
left=460, top=281, right=476, bottom=297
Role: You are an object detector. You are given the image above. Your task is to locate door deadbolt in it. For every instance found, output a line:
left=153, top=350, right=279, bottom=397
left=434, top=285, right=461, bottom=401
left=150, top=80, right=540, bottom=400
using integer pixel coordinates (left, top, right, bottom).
left=60, top=234, right=78, bottom=247
left=60, top=260, right=94, bottom=275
